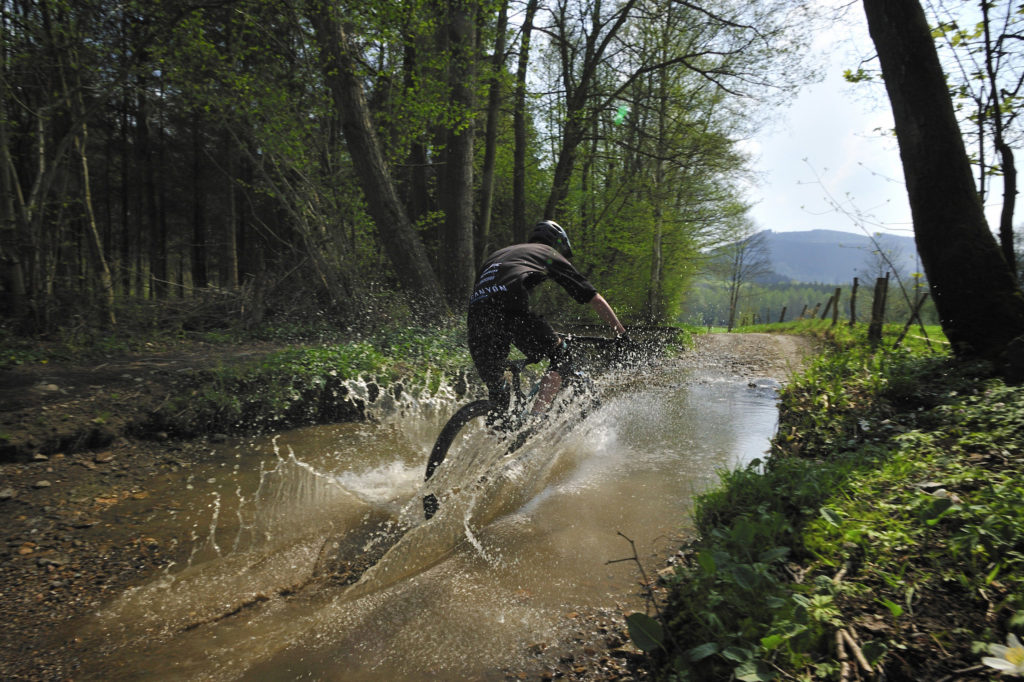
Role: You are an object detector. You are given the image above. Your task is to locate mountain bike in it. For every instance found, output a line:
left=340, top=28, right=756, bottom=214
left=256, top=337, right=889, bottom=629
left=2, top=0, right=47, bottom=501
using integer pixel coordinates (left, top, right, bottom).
left=422, top=334, right=620, bottom=519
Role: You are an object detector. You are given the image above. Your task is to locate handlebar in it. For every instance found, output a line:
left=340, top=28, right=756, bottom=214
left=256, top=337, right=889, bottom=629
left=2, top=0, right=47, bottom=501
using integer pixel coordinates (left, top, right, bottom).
left=506, top=333, right=623, bottom=374
left=561, top=333, right=619, bottom=347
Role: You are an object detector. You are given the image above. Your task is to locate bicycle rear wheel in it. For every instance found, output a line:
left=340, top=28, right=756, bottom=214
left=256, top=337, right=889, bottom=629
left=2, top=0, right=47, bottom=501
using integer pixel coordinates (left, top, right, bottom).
left=423, top=399, right=494, bottom=519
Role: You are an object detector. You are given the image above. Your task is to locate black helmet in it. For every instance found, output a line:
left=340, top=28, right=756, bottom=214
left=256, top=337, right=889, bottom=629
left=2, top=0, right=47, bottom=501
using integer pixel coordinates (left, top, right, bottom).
left=530, top=220, right=573, bottom=258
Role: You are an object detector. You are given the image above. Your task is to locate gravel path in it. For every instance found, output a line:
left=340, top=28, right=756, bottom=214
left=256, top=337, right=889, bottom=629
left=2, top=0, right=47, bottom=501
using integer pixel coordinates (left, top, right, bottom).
left=0, top=333, right=819, bottom=681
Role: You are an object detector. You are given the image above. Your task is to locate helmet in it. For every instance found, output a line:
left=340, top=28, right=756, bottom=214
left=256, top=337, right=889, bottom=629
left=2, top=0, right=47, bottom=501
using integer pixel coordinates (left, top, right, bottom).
left=529, top=220, right=573, bottom=258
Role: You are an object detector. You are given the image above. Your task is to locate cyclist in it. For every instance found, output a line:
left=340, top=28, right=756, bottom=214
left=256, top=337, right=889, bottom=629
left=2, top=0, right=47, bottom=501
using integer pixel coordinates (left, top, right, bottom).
left=467, top=220, right=627, bottom=424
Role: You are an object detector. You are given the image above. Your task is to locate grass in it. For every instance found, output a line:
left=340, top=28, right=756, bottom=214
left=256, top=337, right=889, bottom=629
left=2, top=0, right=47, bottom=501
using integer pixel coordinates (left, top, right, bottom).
left=145, top=324, right=471, bottom=436
left=648, top=320, right=1024, bottom=681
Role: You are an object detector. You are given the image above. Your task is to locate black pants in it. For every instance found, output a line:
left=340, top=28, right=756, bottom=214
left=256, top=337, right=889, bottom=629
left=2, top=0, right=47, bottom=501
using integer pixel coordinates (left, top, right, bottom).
left=467, top=304, right=566, bottom=409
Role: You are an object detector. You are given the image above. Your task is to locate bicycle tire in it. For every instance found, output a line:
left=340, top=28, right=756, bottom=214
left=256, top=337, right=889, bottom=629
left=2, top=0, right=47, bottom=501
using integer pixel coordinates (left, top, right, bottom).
left=423, top=398, right=494, bottom=519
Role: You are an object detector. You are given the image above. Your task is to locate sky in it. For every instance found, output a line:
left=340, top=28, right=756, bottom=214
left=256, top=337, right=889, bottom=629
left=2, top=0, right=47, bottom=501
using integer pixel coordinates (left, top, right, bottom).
left=741, top=4, right=916, bottom=238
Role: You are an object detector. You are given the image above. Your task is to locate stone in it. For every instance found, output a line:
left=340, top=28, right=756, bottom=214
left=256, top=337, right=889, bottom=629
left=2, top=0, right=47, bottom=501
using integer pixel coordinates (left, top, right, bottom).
left=93, top=452, right=115, bottom=464
left=0, top=488, right=16, bottom=500
left=34, top=480, right=52, bottom=489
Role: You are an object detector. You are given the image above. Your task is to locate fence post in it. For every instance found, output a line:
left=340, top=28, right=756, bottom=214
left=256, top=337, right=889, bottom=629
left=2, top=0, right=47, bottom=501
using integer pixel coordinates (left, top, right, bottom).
left=867, top=274, right=890, bottom=345
left=849, top=277, right=859, bottom=327
left=820, top=295, right=834, bottom=319
left=893, top=293, right=931, bottom=349
left=778, top=306, right=787, bottom=323
left=831, top=287, right=841, bottom=327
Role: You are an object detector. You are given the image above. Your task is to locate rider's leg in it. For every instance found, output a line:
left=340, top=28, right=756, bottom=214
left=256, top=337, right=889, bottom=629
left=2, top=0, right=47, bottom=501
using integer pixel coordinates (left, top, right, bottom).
left=531, top=369, right=562, bottom=415
left=510, top=315, right=570, bottom=417
left=468, top=303, right=512, bottom=423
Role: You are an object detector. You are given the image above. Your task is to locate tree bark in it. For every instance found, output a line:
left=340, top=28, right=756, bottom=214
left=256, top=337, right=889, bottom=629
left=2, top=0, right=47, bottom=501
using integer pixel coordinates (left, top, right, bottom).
left=308, top=1, right=447, bottom=315
left=981, top=1, right=1019, bottom=280
left=476, top=0, right=509, bottom=266
left=439, top=0, right=477, bottom=305
left=862, top=0, right=1024, bottom=359
left=512, top=0, right=539, bottom=243
left=75, top=121, right=116, bottom=326
left=543, top=0, right=638, bottom=220
left=191, top=115, right=208, bottom=290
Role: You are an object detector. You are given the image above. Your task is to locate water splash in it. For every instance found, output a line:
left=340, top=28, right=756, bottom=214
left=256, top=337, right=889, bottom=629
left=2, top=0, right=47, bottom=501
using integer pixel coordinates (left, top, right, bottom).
left=69, top=356, right=788, bottom=680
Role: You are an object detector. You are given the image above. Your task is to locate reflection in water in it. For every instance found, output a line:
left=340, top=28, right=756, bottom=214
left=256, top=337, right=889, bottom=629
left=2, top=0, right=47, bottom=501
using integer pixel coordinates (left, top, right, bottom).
left=74, top=360, right=780, bottom=680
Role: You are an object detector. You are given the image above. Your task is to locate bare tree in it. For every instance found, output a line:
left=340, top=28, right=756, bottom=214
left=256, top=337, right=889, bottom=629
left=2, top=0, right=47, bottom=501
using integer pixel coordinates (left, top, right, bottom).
left=721, top=225, right=771, bottom=331
left=862, top=0, right=1024, bottom=361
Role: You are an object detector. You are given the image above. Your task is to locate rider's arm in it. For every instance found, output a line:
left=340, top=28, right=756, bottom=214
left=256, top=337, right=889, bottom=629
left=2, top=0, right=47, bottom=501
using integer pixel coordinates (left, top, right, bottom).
left=588, top=293, right=626, bottom=336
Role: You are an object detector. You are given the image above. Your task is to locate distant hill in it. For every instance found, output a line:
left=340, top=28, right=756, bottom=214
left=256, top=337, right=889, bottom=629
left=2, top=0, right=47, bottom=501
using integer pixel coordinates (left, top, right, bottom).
left=757, top=229, right=920, bottom=285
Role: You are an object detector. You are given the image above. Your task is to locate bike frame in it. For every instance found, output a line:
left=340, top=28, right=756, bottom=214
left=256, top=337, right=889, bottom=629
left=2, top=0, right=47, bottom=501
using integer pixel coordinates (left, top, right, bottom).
left=422, top=334, right=617, bottom=518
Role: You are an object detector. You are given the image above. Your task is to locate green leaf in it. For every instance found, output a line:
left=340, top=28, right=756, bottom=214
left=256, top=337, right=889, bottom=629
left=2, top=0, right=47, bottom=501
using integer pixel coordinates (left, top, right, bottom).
left=922, top=496, right=954, bottom=524
left=722, top=645, right=754, bottom=662
left=820, top=507, right=842, bottom=526
left=731, top=564, right=760, bottom=591
left=734, top=659, right=777, bottom=681
left=625, top=612, right=664, bottom=652
left=861, top=640, right=888, bottom=666
left=687, top=642, right=719, bottom=662
left=758, top=546, right=790, bottom=563
left=760, top=634, right=785, bottom=651
left=877, top=598, right=903, bottom=618
left=697, top=550, right=717, bottom=575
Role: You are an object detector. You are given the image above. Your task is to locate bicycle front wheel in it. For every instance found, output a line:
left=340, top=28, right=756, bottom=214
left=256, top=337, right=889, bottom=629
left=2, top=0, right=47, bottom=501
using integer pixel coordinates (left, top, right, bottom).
left=423, top=399, right=494, bottom=519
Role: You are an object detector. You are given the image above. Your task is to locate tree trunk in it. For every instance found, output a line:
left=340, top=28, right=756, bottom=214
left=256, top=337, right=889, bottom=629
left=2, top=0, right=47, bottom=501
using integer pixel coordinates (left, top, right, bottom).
left=138, top=80, right=165, bottom=299
left=191, top=115, right=208, bottom=290
left=981, top=1, right=1019, bottom=281
left=75, top=122, right=116, bottom=326
left=476, top=0, right=509, bottom=266
left=862, top=0, right=1024, bottom=359
left=439, top=0, right=477, bottom=305
left=308, top=1, right=447, bottom=315
left=0, top=15, right=26, bottom=319
left=544, top=110, right=586, bottom=220
left=223, top=128, right=239, bottom=290
left=512, top=0, right=539, bottom=244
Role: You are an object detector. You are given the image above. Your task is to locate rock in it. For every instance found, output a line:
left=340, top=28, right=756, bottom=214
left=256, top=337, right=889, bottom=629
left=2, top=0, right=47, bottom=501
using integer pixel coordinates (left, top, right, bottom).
left=34, top=480, right=52, bottom=489
left=93, top=452, right=115, bottom=464
left=609, top=647, right=645, bottom=663
left=657, top=566, right=677, bottom=584
left=0, top=488, right=16, bottom=500
left=32, top=453, right=48, bottom=461
left=37, top=554, right=68, bottom=567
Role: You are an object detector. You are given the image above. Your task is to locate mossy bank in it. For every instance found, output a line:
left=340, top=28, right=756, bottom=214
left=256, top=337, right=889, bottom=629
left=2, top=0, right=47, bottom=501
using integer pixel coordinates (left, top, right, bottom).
left=0, top=326, right=473, bottom=462
left=648, top=321, right=1023, bottom=682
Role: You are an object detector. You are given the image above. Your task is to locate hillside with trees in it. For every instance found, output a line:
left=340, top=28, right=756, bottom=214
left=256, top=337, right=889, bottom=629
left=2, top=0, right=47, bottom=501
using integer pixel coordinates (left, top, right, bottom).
left=681, top=228, right=937, bottom=328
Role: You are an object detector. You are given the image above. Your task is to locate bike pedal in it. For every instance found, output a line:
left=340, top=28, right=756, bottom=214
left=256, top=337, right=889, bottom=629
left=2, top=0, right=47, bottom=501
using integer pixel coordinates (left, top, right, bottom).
left=423, top=493, right=439, bottom=519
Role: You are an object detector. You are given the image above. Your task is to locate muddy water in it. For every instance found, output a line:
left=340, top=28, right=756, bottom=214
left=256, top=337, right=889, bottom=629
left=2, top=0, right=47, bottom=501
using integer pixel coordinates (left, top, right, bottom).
left=74, top=359, right=781, bottom=681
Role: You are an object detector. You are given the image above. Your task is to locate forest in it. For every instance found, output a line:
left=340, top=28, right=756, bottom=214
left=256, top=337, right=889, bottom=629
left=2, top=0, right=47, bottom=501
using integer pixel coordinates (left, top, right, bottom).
left=2, top=0, right=1024, bottom=364
left=0, top=0, right=826, bottom=337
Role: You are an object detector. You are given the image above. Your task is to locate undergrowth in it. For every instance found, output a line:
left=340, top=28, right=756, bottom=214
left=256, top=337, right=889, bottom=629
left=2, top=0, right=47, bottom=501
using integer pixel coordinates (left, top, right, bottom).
left=144, top=324, right=470, bottom=436
left=649, top=322, right=1024, bottom=681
